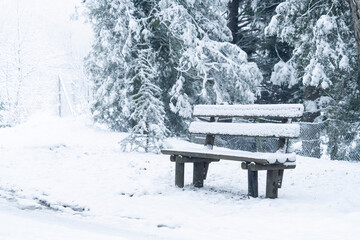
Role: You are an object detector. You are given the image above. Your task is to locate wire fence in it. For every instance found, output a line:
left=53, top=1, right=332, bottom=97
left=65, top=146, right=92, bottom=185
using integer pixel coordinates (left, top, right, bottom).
left=190, top=120, right=360, bottom=162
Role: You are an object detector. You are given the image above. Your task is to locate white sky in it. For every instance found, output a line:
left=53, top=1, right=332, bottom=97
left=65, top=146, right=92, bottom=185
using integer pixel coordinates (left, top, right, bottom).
left=0, top=0, right=92, bottom=61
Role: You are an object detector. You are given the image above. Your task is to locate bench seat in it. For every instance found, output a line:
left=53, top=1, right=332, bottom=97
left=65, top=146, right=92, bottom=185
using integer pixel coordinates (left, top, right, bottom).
left=162, top=147, right=296, bottom=165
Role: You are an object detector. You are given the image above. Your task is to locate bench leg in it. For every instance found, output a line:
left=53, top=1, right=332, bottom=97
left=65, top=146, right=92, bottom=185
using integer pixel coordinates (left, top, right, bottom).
left=278, top=169, right=284, bottom=188
left=266, top=170, right=279, bottom=199
left=248, top=169, right=258, bottom=198
left=204, top=162, right=210, bottom=180
left=193, top=162, right=205, bottom=188
left=175, top=162, right=185, bottom=188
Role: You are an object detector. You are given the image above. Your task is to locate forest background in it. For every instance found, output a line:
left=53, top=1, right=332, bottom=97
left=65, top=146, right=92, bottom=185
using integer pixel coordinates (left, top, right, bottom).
left=1, top=0, right=360, bottom=161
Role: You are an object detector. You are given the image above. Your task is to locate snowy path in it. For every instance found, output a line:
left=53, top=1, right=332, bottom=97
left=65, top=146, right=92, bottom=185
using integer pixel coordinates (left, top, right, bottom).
left=0, top=115, right=360, bottom=239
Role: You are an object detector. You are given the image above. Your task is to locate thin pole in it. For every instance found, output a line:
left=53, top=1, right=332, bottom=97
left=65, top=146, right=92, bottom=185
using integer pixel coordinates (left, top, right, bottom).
left=58, top=76, right=62, bottom=117
left=58, top=75, right=75, bottom=115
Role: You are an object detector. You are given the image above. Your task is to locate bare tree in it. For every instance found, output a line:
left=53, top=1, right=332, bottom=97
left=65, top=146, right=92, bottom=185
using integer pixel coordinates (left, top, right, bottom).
left=0, top=1, right=41, bottom=124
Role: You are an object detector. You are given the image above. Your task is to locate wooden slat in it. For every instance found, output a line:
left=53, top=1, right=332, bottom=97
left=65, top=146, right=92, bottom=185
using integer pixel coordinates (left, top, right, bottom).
left=162, top=149, right=268, bottom=164
left=189, top=122, right=300, bottom=138
left=193, top=104, right=304, bottom=119
left=162, top=149, right=295, bottom=165
left=170, top=156, right=220, bottom=163
left=241, top=162, right=296, bottom=171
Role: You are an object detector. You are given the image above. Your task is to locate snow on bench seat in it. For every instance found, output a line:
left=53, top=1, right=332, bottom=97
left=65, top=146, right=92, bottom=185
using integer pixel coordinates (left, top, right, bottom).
left=189, top=122, right=300, bottom=138
left=161, top=147, right=296, bottom=165
left=193, top=104, right=304, bottom=118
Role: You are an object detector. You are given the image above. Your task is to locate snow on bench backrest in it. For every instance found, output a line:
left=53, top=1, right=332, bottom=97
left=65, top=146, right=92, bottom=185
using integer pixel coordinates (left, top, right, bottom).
left=193, top=104, right=304, bottom=118
left=189, top=122, right=300, bottom=138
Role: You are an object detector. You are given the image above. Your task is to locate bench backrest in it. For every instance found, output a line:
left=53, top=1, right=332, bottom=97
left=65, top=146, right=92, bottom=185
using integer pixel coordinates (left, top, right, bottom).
left=193, top=104, right=304, bottom=119
left=190, top=104, right=304, bottom=151
left=189, top=122, right=300, bottom=138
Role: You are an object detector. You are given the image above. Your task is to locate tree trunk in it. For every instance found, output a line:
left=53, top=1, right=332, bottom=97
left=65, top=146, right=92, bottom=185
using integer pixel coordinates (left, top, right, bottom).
left=350, top=0, right=360, bottom=85
left=227, top=0, right=240, bottom=44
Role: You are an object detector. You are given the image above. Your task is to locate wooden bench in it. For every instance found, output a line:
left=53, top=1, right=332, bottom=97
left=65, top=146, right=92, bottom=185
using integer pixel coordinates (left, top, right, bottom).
left=161, top=104, right=304, bottom=199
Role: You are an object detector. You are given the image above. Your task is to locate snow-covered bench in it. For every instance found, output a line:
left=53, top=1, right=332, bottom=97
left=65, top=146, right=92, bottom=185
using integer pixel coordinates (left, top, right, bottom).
left=161, top=104, right=304, bottom=199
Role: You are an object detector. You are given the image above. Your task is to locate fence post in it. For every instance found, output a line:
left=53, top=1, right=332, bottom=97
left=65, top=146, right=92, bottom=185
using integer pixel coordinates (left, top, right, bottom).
left=58, top=75, right=75, bottom=116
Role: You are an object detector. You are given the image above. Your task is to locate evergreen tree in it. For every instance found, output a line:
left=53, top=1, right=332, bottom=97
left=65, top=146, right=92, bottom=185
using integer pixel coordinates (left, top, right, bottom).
left=226, top=1, right=297, bottom=105
left=85, top=0, right=135, bottom=131
left=265, top=0, right=360, bottom=159
left=350, top=0, right=360, bottom=84
left=121, top=9, right=169, bottom=152
left=157, top=0, right=262, bottom=120
left=84, top=0, right=263, bottom=150
left=121, top=48, right=168, bottom=152
left=248, top=0, right=296, bottom=104
left=85, top=0, right=168, bottom=152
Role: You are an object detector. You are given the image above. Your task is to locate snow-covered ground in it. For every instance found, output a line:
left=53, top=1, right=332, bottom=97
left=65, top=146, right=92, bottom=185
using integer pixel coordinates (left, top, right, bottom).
left=0, top=115, right=360, bottom=239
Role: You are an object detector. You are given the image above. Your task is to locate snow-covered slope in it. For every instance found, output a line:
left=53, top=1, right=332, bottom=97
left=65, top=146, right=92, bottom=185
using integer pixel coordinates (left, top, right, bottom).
left=0, top=115, right=359, bottom=239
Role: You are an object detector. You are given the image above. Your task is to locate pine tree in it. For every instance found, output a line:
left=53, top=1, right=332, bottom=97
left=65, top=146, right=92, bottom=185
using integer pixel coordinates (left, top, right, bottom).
left=84, top=0, right=263, bottom=146
left=265, top=0, right=360, bottom=159
left=84, top=0, right=135, bottom=131
left=350, top=0, right=360, bottom=84
left=121, top=22, right=168, bottom=152
left=225, top=1, right=297, bottom=105
left=246, top=0, right=296, bottom=104
left=158, top=0, right=263, bottom=118
left=85, top=0, right=168, bottom=152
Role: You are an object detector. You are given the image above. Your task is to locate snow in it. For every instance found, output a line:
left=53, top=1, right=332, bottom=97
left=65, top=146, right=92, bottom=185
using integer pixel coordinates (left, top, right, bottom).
left=193, top=104, right=304, bottom=118
left=264, top=14, right=278, bottom=37
left=270, top=61, right=297, bottom=87
left=315, top=15, right=335, bottom=35
left=304, top=100, right=318, bottom=113
left=339, top=56, right=350, bottom=70
left=189, top=122, right=300, bottom=138
left=0, top=207, right=128, bottom=240
left=1, top=115, right=360, bottom=239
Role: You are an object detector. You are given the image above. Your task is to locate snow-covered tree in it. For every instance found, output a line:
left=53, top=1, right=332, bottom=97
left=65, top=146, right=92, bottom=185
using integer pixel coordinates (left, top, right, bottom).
left=84, top=0, right=263, bottom=149
left=85, top=0, right=169, bottom=152
left=350, top=0, right=360, bottom=83
left=239, top=0, right=295, bottom=104
left=266, top=0, right=357, bottom=110
left=265, top=0, right=360, bottom=159
left=84, top=0, right=134, bottom=131
left=160, top=0, right=262, bottom=120
left=0, top=1, right=38, bottom=125
left=121, top=32, right=168, bottom=152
